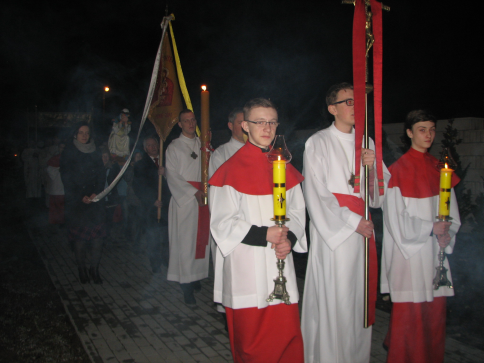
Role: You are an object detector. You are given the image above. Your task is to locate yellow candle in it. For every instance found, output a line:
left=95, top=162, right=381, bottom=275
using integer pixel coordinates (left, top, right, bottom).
left=273, top=159, right=286, bottom=220
left=438, top=167, right=453, bottom=218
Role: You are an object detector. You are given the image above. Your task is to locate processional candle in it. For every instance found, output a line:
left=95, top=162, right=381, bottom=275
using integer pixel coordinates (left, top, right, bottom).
left=273, top=156, right=286, bottom=220
left=200, top=85, right=210, bottom=205
left=438, top=163, right=453, bottom=218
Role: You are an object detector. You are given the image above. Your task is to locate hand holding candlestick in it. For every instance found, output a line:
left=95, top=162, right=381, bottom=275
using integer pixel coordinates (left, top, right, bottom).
left=267, top=135, right=292, bottom=305
left=433, top=148, right=456, bottom=290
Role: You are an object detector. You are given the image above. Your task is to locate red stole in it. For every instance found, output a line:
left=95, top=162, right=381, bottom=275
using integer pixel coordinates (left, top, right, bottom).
left=333, top=193, right=377, bottom=326
left=187, top=181, right=209, bottom=259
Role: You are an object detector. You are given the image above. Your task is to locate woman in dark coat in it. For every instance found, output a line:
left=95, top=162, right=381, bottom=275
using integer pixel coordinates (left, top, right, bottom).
left=60, top=122, right=106, bottom=284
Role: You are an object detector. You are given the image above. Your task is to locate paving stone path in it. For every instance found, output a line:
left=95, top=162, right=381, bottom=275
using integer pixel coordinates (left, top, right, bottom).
left=31, top=225, right=484, bottom=363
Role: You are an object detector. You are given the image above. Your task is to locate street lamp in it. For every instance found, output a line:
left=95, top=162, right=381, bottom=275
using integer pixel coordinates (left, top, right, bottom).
left=102, top=86, right=110, bottom=121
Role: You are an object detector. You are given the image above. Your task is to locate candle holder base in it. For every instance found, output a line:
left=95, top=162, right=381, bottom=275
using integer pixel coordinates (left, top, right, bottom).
left=433, top=216, right=454, bottom=291
left=267, top=218, right=291, bottom=305
left=267, top=258, right=291, bottom=305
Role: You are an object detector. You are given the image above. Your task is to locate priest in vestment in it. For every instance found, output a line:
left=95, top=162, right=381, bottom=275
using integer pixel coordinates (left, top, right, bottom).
left=381, top=110, right=460, bottom=363
left=210, top=98, right=307, bottom=363
left=301, top=83, right=390, bottom=363
left=165, top=110, right=210, bottom=305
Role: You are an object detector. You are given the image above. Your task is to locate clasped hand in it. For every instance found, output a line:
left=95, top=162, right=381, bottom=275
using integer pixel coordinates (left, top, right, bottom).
left=266, top=225, right=291, bottom=260
left=434, top=221, right=452, bottom=248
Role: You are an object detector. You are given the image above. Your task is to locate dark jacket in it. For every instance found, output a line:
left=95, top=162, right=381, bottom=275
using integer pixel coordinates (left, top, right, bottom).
left=133, top=153, right=170, bottom=225
left=60, top=143, right=106, bottom=228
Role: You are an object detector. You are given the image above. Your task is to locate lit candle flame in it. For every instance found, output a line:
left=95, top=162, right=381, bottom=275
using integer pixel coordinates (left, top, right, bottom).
left=445, top=162, right=448, bottom=169
left=201, top=85, right=207, bottom=91
left=104, top=86, right=110, bottom=92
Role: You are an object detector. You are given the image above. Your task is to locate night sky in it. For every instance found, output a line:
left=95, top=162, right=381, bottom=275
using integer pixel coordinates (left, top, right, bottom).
left=1, top=0, right=482, bottom=141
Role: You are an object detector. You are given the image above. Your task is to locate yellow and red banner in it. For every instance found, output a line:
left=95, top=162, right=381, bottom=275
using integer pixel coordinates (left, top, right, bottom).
left=148, top=18, right=184, bottom=142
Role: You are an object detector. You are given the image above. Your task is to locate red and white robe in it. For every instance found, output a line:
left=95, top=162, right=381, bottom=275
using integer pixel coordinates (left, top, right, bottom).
left=381, top=147, right=461, bottom=363
left=209, top=142, right=307, bottom=363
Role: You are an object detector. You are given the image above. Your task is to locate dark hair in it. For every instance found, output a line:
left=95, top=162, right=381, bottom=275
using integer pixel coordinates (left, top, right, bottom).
left=325, top=82, right=354, bottom=106
left=401, top=110, right=437, bottom=147
left=228, top=107, right=244, bottom=123
left=71, top=122, right=91, bottom=142
left=178, top=109, right=194, bottom=121
left=243, top=98, right=277, bottom=120
left=143, top=134, right=159, bottom=148
left=99, top=147, right=112, bottom=168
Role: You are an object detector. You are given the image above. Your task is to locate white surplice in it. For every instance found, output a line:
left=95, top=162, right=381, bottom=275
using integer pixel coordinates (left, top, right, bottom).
left=301, top=123, right=390, bottom=363
left=165, top=134, right=209, bottom=283
left=210, top=186, right=307, bottom=309
left=381, top=150, right=460, bottom=303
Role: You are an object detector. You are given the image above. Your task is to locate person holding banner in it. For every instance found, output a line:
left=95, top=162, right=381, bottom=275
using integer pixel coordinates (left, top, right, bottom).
left=381, top=110, right=461, bottom=363
left=209, top=98, right=306, bottom=362
left=133, top=136, right=169, bottom=273
left=165, top=109, right=210, bottom=305
left=301, top=83, right=389, bottom=363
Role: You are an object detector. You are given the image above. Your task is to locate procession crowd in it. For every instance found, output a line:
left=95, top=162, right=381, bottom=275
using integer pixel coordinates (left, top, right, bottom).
left=20, top=83, right=460, bottom=363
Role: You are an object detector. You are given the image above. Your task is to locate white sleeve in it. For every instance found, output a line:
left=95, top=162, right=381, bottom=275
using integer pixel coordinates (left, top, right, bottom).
left=302, top=138, right=361, bottom=251
left=383, top=186, right=434, bottom=259
left=209, top=185, right=252, bottom=257
left=165, top=144, right=198, bottom=207
left=286, top=185, right=308, bottom=253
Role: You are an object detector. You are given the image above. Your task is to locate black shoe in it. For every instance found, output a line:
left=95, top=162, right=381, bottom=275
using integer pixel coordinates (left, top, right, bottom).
left=78, top=267, right=90, bottom=284
left=192, top=280, right=202, bottom=292
left=184, top=291, right=196, bottom=305
left=180, top=283, right=196, bottom=305
left=90, top=267, right=103, bottom=284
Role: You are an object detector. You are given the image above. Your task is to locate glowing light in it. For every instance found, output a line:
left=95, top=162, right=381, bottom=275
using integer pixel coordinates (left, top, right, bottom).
left=444, top=162, right=448, bottom=169
left=104, top=86, right=110, bottom=92
left=201, top=85, right=207, bottom=91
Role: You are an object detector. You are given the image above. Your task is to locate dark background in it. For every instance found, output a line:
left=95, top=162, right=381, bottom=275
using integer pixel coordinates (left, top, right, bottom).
left=1, top=0, right=482, bottom=145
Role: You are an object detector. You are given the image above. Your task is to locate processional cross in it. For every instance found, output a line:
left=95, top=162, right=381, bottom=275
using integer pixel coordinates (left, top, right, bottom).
left=342, top=0, right=389, bottom=329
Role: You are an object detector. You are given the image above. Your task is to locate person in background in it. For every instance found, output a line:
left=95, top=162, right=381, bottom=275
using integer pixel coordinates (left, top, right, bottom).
left=165, top=110, right=210, bottom=305
left=133, top=136, right=169, bottom=273
left=46, top=143, right=66, bottom=228
left=124, top=149, right=144, bottom=250
left=61, top=122, right=106, bottom=285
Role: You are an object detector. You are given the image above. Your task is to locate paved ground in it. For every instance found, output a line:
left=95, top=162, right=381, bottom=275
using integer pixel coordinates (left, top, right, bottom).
left=30, top=224, right=484, bottom=363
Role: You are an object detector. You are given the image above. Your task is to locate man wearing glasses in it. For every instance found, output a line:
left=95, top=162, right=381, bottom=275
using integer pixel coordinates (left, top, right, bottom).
left=209, top=98, right=307, bottom=362
left=301, top=83, right=389, bottom=362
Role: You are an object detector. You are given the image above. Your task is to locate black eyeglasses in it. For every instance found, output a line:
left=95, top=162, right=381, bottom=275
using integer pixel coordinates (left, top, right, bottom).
left=332, top=98, right=354, bottom=106
left=245, top=120, right=279, bottom=127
